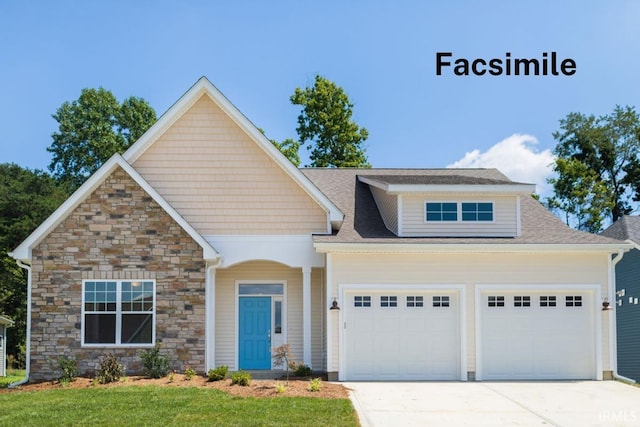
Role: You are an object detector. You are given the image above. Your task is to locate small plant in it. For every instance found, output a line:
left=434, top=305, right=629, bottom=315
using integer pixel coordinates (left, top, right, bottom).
left=140, top=343, right=171, bottom=379
left=95, top=354, right=125, bottom=384
left=275, top=382, right=286, bottom=394
left=168, top=370, right=175, bottom=383
left=308, top=377, right=322, bottom=392
left=231, top=370, right=251, bottom=386
left=272, top=344, right=293, bottom=383
left=184, top=366, right=196, bottom=381
left=54, top=355, right=78, bottom=384
left=291, top=362, right=312, bottom=377
left=207, top=365, right=229, bottom=382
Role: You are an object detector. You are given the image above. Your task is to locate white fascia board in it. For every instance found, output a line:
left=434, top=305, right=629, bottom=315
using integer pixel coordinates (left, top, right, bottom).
left=122, top=77, right=343, bottom=231
left=313, top=242, right=633, bottom=255
left=11, top=154, right=219, bottom=262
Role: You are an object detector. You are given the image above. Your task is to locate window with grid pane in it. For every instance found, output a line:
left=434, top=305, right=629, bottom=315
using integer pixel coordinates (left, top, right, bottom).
left=426, top=202, right=458, bottom=221
left=514, top=296, right=531, bottom=307
left=461, top=202, right=493, bottom=221
left=433, top=296, right=450, bottom=307
left=406, top=296, right=424, bottom=307
left=381, top=296, right=397, bottom=307
left=566, top=295, right=582, bottom=307
left=83, top=280, right=154, bottom=345
left=540, top=295, right=557, bottom=307
left=488, top=295, right=505, bottom=307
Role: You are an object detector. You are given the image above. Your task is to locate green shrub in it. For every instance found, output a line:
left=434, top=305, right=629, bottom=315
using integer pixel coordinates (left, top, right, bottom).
left=140, top=343, right=171, bottom=379
left=184, top=366, right=196, bottom=381
left=95, top=354, right=125, bottom=384
left=231, top=370, right=251, bottom=386
left=207, top=365, right=229, bottom=382
left=292, top=362, right=312, bottom=377
left=308, top=377, right=322, bottom=392
left=55, top=355, right=78, bottom=384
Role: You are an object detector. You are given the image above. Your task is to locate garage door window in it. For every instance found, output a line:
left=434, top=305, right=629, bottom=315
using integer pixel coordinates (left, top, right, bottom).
left=381, top=296, right=397, bottom=307
left=488, top=296, right=505, bottom=307
left=354, top=296, right=371, bottom=307
left=540, top=296, right=557, bottom=307
left=406, top=296, right=424, bottom=307
left=514, top=296, right=531, bottom=307
left=433, top=296, right=450, bottom=307
left=566, top=296, right=582, bottom=307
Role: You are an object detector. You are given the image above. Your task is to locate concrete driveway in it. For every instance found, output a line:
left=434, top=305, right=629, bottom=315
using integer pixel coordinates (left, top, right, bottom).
left=345, top=381, right=640, bottom=426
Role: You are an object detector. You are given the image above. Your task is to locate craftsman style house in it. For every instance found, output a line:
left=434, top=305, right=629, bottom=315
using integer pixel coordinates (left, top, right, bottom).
left=11, top=77, right=629, bottom=382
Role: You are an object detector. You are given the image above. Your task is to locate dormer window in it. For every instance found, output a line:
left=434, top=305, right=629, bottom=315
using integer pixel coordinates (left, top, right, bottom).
left=425, top=202, right=494, bottom=222
left=426, top=202, right=458, bottom=221
left=462, top=202, right=493, bottom=221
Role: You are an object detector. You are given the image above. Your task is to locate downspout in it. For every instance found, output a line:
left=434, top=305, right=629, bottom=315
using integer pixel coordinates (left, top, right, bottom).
left=610, top=248, right=636, bottom=383
left=9, top=259, right=31, bottom=388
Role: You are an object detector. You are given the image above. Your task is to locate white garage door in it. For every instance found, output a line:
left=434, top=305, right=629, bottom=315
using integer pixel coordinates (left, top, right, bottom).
left=344, top=290, right=460, bottom=381
left=480, top=290, right=595, bottom=380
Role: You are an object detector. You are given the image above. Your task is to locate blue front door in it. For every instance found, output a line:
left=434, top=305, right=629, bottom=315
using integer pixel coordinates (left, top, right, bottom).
left=239, top=296, right=272, bottom=369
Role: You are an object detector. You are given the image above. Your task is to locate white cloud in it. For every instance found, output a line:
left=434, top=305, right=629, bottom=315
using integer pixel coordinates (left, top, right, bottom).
left=447, top=134, right=556, bottom=197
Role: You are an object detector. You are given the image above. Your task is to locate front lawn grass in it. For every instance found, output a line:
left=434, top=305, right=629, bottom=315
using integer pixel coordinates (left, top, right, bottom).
left=0, top=385, right=358, bottom=427
left=0, top=369, right=25, bottom=388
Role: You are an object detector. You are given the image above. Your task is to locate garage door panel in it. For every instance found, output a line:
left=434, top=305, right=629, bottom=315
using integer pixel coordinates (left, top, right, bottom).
left=481, top=291, right=595, bottom=380
left=345, top=291, right=460, bottom=381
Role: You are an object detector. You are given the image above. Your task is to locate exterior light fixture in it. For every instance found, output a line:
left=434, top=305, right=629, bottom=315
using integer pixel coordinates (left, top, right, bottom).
left=330, top=297, right=340, bottom=311
left=602, top=298, right=612, bottom=311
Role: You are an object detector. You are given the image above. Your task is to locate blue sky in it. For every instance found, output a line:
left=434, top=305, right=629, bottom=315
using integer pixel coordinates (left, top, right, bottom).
left=1, top=1, right=639, bottom=197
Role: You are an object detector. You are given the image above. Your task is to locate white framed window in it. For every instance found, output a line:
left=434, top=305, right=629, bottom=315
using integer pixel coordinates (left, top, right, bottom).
left=565, top=296, right=582, bottom=307
left=354, top=296, right=371, bottom=307
left=461, top=202, right=493, bottom=221
left=406, top=296, right=424, bottom=307
left=540, top=295, right=557, bottom=307
left=425, top=201, right=494, bottom=222
left=82, top=280, right=155, bottom=346
left=514, top=296, right=531, bottom=307
left=433, top=296, right=450, bottom=307
left=381, top=296, right=398, bottom=307
left=425, top=202, right=458, bottom=222
left=488, top=295, right=505, bottom=307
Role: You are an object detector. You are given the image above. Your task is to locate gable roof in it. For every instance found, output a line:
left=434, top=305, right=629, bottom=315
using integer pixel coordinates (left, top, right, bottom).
left=601, top=215, right=640, bottom=243
left=10, top=154, right=219, bottom=263
left=122, top=76, right=343, bottom=229
left=302, top=168, right=629, bottom=252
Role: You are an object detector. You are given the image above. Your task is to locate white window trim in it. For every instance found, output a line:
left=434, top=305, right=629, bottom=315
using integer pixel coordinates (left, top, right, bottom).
left=424, top=201, right=495, bottom=224
left=81, top=279, right=156, bottom=348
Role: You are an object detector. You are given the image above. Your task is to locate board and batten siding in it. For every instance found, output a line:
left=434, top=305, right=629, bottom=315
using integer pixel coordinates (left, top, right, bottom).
left=133, top=95, right=328, bottom=235
left=327, top=252, right=611, bottom=374
left=402, top=194, right=518, bottom=237
left=368, top=186, right=398, bottom=234
left=214, top=261, right=325, bottom=370
left=613, top=248, right=640, bottom=381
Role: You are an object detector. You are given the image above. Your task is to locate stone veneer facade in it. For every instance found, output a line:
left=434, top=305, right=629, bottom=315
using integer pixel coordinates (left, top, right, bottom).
left=29, top=167, right=206, bottom=381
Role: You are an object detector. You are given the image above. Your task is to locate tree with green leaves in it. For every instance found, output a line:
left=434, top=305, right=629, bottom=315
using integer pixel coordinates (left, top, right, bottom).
left=0, top=163, right=68, bottom=366
left=47, top=88, right=156, bottom=190
left=291, top=75, right=370, bottom=168
left=546, top=105, right=640, bottom=233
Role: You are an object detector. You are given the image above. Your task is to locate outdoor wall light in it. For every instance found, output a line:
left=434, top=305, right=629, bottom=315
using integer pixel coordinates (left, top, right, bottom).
left=602, top=298, right=612, bottom=311
left=330, top=297, right=340, bottom=311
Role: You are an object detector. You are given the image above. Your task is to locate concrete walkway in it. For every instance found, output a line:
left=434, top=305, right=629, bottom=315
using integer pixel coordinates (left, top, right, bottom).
left=345, top=381, right=640, bottom=426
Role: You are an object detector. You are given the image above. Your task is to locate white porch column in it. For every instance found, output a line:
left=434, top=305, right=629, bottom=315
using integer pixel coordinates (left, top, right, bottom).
left=205, top=263, right=217, bottom=372
left=302, top=266, right=312, bottom=367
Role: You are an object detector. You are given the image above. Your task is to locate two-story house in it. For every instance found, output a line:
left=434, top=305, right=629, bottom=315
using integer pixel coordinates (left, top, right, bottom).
left=10, top=77, right=628, bottom=383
